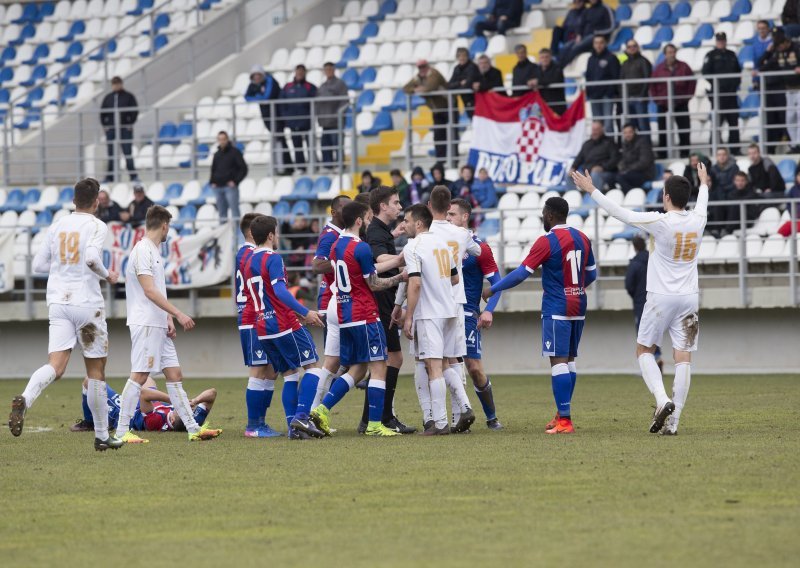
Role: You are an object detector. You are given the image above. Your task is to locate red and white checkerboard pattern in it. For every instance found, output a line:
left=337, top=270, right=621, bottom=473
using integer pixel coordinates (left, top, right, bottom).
left=516, top=118, right=545, bottom=162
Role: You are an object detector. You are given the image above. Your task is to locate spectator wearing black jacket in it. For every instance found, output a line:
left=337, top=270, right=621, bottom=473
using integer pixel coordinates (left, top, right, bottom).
left=100, top=76, right=138, bottom=183
left=447, top=47, right=480, bottom=117
left=533, top=48, right=567, bottom=113
left=783, top=0, right=800, bottom=37
left=96, top=190, right=128, bottom=224
left=626, top=236, right=662, bottom=365
left=474, top=0, right=523, bottom=37
left=473, top=55, right=505, bottom=93
left=702, top=32, right=742, bottom=152
left=685, top=152, right=713, bottom=197
left=551, top=0, right=584, bottom=61
left=430, top=162, right=454, bottom=194
left=317, top=62, right=349, bottom=167
left=244, top=64, right=292, bottom=174
left=620, top=40, right=652, bottom=134
left=585, top=35, right=620, bottom=134
left=725, top=171, right=762, bottom=232
left=747, top=143, right=786, bottom=195
left=209, top=131, right=248, bottom=223
left=709, top=148, right=739, bottom=232
left=757, top=29, right=800, bottom=145
left=561, top=0, right=615, bottom=66
left=613, top=123, right=656, bottom=193
left=511, top=44, right=537, bottom=94
left=127, top=183, right=154, bottom=228
left=568, top=121, right=619, bottom=191
left=280, top=64, right=317, bottom=172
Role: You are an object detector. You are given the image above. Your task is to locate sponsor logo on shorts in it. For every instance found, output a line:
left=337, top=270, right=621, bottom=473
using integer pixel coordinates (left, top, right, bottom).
left=545, top=341, right=551, bottom=349
left=256, top=350, right=263, bottom=358
left=371, top=346, right=378, bottom=354
left=302, top=350, right=311, bottom=358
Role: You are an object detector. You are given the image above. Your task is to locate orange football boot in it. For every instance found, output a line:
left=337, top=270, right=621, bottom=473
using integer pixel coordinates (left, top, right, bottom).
left=545, top=412, right=560, bottom=431
left=545, top=417, right=574, bottom=434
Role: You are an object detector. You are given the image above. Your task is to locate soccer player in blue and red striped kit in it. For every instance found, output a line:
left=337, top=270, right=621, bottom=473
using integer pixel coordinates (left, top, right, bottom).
left=483, top=197, right=596, bottom=434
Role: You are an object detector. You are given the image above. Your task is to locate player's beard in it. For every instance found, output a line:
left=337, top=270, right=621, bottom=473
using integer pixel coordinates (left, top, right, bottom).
left=359, top=224, right=367, bottom=239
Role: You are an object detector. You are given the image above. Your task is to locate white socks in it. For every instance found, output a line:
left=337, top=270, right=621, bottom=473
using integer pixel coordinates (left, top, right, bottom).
left=166, top=381, right=200, bottom=434
left=444, top=365, right=471, bottom=413
left=115, top=378, right=142, bottom=437
left=638, top=353, right=670, bottom=408
left=672, top=363, right=691, bottom=420
left=247, top=377, right=272, bottom=391
left=22, top=364, right=57, bottom=409
left=429, top=376, right=448, bottom=429
left=87, top=378, right=109, bottom=440
left=414, top=361, right=432, bottom=424
left=312, top=368, right=334, bottom=408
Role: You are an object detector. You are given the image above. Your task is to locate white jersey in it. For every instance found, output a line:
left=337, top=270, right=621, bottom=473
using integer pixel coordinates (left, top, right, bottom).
left=430, top=219, right=480, bottom=304
left=33, top=212, right=108, bottom=308
left=592, top=185, right=708, bottom=295
left=404, top=232, right=459, bottom=320
left=125, top=238, right=169, bottom=328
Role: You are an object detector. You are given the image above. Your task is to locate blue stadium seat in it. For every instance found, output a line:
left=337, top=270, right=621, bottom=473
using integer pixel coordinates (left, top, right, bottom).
left=778, top=159, right=797, bottom=184
left=683, top=24, right=714, bottom=48
left=272, top=200, right=291, bottom=217
left=609, top=28, right=633, bottom=52
left=143, top=13, right=170, bottom=35
left=0, top=68, right=13, bottom=88
left=344, top=107, right=353, bottom=130
left=35, top=209, right=53, bottom=231
left=1, top=189, right=25, bottom=213
left=89, top=39, right=117, bottom=61
left=20, top=65, right=47, bottom=88
left=291, top=200, right=311, bottom=216
left=13, top=4, right=39, bottom=24
left=193, top=183, right=214, bottom=206
left=356, top=90, right=374, bottom=112
left=641, top=2, right=671, bottom=26
left=368, top=0, right=397, bottom=22
left=312, top=176, right=332, bottom=195
left=616, top=5, right=632, bottom=22
left=23, top=44, right=49, bottom=66
left=234, top=141, right=245, bottom=153
left=469, top=36, right=487, bottom=59
left=50, top=187, right=74, bottom=211
left=477, top=0, right=496, bottom=15
left=565, top=78, right=578, bottom=98
left=289, top=177, right=314, bottom=200
left=1, top=47, right=16, bottom=65
left=665, top=1, right=691, bottom=24
left=159, top=122, right=179, bottom=144
left=721, top=0, right=752, bottom=23
left=354, top=22, right=379, bottom=45
left=139, top=34, right=168, bottom=57
left=738, top=44, right=755, bottom=67
left=195, top=143, right=210, bottom=163
left=160, top=183, right=183, bottom=205
left=739, top=91, right=760, bottom=119
left=337, top=44, right=360, bottom=68
left=476, top=218, right=499, bottom=240
left=643, top=26, right=674, bottom=50
left=524, top=0, right=542, bottom=7
left=646, top=187, right=662, bottom=204
left=39, top=2, right=55, bottom=20
left=17, top=87, right=44, bottom=109
left=59, top=63, right=81, bottom=84
left=359, top=67, right=376, bottom=86
left=128, top=0, right=155, bottom=16
left=362, top=110, right=393, bottom=135
left=59, top=20, right=85, bottom=42
left=343, top=68, right=361, bottom=90
left=176, top=121, right=193, bottom=139
left=57, top=41, right=84, bottom=63
left=56, top=83, right=78, bottom=105
left=178, top=204, right=197, bottom=223
left=23, top=189, right=41, bottom=210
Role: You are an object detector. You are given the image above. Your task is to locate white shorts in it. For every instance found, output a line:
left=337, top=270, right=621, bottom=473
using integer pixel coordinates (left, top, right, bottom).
left=453, top=304, right=467, bottom=358
left=638, top=292, right=700, bottom=352
left=129, top=325, right=179, bottom=374
left=323, top=301, right=340, bottom=358
left=413, top=317, right=461, bottom=360
left=48, top=304, right=108, bottom=358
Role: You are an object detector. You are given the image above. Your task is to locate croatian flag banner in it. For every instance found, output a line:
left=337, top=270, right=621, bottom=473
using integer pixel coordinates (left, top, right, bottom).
left=467, top=90, right=586, bottom=186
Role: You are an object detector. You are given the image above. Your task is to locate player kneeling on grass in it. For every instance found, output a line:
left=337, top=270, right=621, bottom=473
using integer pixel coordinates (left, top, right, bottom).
left=483, top=197, right=596, bottom=434
left=294, top=201, right=407, bottom=438
left=245, top=215, right=327, bottom=440
left=572, top=165, right=709, bottom=435
left=115, top=205, right=222, bottom=444
left=8, top=178, right=123, bottom=451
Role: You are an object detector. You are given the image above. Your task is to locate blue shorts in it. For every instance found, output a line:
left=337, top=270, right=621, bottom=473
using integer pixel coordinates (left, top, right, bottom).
left=261, top=327, right=318, bottom=374
left=106, top=385, right=121, bottom=429
left=340, top=321, right=387, bottom=367
left=541, top=317, right=584, bottom=358
left=239, top=327, right=269, bottom=367
left=130, top=405, right=208, bottom=431
left=464, top=313, right=482, bottom=360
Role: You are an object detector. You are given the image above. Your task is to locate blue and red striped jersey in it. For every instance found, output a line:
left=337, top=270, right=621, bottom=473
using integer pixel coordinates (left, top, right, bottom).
left=330, top=233, right=380, bottom=325
left=246, top=248, right=302, bottom=338
left=314, top=222, right=342, bottom=311
left=235, top=243, right=256, bottom=327
left=522, top=225, right=597, bottom=320
left=462, top=237, right=499, bottom=315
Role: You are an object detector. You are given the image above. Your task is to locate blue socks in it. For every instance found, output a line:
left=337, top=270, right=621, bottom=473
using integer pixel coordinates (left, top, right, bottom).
left=321, top=374, right=356, bottom=410
left=568, top=361, right=577, bottom=399
left=551, top=363, right=572, bottom=418
left=475, top=379, right=497, bottom=421
left=295, top=369, right=323, bottom=419
left=81, top=388, right=92, bottom=422
left=367, top=380, right=386, bottom=422
left=282, top=373, right=299, bottom=428
left=246, top=377, right=275, bottom=429
left=194, top=404, right=209, bottom=427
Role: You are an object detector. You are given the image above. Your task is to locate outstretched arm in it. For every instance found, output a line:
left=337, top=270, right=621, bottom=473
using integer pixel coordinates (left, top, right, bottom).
left=483, top=265, right=530, bottom=300
left=571, top=169, right=662, bottom=228
left=367, top=271, right=405, bottom=292
left=694, top=162, right=710, bottom=217
left=484, top=272, right=503, bottom=312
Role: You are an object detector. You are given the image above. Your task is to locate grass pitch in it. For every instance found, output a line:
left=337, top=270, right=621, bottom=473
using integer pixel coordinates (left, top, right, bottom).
left=0, top=374, right=798, bottom=567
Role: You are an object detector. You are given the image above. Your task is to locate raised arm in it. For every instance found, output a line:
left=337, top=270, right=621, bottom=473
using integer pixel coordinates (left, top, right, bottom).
left=694, top=162, right=710, bottom=217
left=571, top=169, right=662, bottom=228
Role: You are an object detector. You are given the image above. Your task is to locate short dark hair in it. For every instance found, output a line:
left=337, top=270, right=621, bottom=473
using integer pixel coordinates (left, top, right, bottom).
left=330, top=195, right=350, bottom=212
left=461, top=164, right=474, bottom=174
left=748, top=142, right=760, bottom=151
left=217, top=130, right=229, bottom=138
left=111, top=76, right=122, bottom=85
left=369, top=185, right=398, bottom=215
left=250, top=215, right=277, bottom=246
left=734, top=171, right=749, bottom=180
left=353, top=193, right=371, bottom=207
left=240, top=212, right=262, bottom=236
left=145, top=204, right=172, bottom=230
left=757, top=19, right=769, bottom=26
left=323, top=61, right=335, bottom=68
left=632, top=235, right=646, bottom=253
left=342, top=201, right=370, bottom=229
left=406, top=204, right=432, bottom=229
left=73, top=178, right=100, bottom=209
left=450, top=197, right=472, bottom=216
left=429, top=185, right=451, bottom=214
left=544, top=196, right=569, bottom=220
left=538, top=48, right=552, bottom=55
left=622, top=122, right=636, bottom=131
left=296, top=64, right=306, bottom=71
left=664, top=176, right=692, bottom=208
left=663, top=43, right=677, bottom=53
left=514, top=44, right=527, bottom=52
left=390, top=168, right=402, bottom=177
left=455, top=47, right=469, bottom=57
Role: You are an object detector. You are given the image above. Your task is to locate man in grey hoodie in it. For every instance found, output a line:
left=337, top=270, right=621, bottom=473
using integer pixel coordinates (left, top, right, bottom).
left=316, top=62, right=349, bottom=168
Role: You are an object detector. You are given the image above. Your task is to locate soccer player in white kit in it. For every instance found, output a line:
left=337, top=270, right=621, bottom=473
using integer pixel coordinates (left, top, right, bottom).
left=114, top=205, right=222, bottom=443
left=572, top=163, right=710, bottom=435
left=401, top=204, right=460, bottom=435
left=8, top=178, right=123, bottom=451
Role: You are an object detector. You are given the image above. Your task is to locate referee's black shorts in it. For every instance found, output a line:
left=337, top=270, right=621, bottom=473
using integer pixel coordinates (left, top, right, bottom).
left=379, top=306, right=402, bottom=353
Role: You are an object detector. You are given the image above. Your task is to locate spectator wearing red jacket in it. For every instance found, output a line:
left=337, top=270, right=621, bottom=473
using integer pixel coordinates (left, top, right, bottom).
left=649, top=44, right=696, bottom=158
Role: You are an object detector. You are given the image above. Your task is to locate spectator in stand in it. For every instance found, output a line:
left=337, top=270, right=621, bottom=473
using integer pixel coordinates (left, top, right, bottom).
left=512, top=44, right=538, bottom=94
left=702, top=32, right=742, bottom=153
left=358, top=170, right=381, bottom=193
left=406, top=166, right=430, bottom=207
left=685, top=153, right=713, bottom=198
left=626, top=235, right=663, bottom=372
left=725, top=172, right=762, bottom=232
left=96, top=189, right=128, bottom=223
left=560, top=0, right=615, bottom=66
left=474, top=0, right=524, bottom=37
left=281, top=215, right=314, bottom=268
left=567, top=120, right=619, bottom=191
left=650, top=43, right=696, bottom=158
left=448, top=47, right=480, bottom=118
left=431, top=162, right=454, bottom=195
left=473, top=54, right=505, bottom=94
left=751, top=20, right=773, bottom=69
left=390, top=169, right=410, bottom=205
left=620, top=39, right=652, bottom=135
left=613, top=123, right=655, bottom=193
left=452, top=165, right=475, bottom=200
left=244, top=64, right=292, bottom=174
left=551, top=0, right=585, bottom=62
left=100, top=76, right=139, bottom=183
left=471, top=167, right=498, bottom=209
left=757, top=28, right=800, bottom=148
left=783, top=0, right=800, bottom=37
left=533, top=48, right=567, bottom=113
left=747, top=143, right=786, bottom=196
left=710, top=148, right=740, bottom=232
left=585, top=35, right=620, bottom=134
left=126, top=183, right=154, bottom=228
left=317, top=62, right=348, bottom=169
left=280, top=64, right=317, bottom=173
left=209, top=131, right=248, bottom=223
left=404, top=60, right=454, bottom=165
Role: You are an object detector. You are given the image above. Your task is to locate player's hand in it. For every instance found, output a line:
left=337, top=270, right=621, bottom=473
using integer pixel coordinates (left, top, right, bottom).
left=302, top=310, right=323, bottom=327
left=391, top=305, right=405, bottom=327
left=482, top=286, right=495, bottom=302
left=106, top=270, right=119, bottom=285
left=399, top=269, right=409, bottom=282
left=167, top=318, right=177, bottom=339
left=477, top=311, right=493, bottom=330
left=403, top=317, right=413, bottom=340
left=697, top=161, right=710, bottom=187
left=571, top=169, right=596, bottom=195
left=176, top=312, right=195, bottom=331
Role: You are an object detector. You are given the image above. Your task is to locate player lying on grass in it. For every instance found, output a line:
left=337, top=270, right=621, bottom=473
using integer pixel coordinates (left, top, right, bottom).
left=571, top=164, right=709, bottom=435
left=71, top=377, right=216, bottom=436
left=483, top=196, right=596, bottom=434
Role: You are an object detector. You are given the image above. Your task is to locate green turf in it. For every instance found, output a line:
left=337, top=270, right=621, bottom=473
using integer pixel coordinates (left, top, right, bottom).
left=1, top=374, right=798, bottom=567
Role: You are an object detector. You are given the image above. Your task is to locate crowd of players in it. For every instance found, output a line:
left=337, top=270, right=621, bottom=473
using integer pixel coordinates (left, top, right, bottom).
left=7, top=161, right=711, bottom=448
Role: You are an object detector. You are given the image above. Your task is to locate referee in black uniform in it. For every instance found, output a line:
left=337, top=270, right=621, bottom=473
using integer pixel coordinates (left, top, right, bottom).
left=358, top=186, right=416, bottom=434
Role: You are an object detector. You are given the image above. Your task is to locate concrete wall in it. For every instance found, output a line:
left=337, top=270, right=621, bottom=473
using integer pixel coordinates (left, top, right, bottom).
left=1, top=307, right=797, bottom=379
